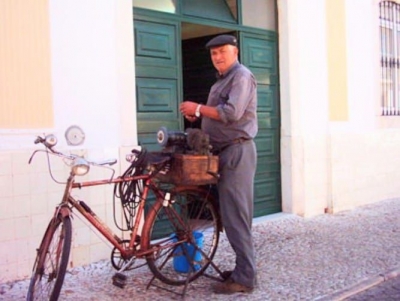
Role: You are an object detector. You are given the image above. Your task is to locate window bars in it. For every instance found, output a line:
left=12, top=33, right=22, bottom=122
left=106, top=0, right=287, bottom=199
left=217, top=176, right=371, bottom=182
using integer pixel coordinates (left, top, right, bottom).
left=380, top=1, right=400, bottom=115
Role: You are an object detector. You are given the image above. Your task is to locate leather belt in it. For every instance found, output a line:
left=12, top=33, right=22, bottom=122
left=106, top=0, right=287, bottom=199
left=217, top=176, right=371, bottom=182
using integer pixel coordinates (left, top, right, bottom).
left=232, top=137, right=251, bottom=144
left=212, top=137, right=252, bottom=155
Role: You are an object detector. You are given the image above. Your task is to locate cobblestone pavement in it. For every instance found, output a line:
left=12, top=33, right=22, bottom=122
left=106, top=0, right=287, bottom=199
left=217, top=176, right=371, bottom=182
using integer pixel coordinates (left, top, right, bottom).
left=1, top=198, right=400, bottom=301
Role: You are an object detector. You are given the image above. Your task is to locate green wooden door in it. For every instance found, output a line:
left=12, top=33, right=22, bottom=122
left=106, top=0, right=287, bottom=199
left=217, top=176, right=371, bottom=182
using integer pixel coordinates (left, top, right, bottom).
left=134, top=14, right=182, bottom=150
left=133, top=11, right=282, bottom=217
left=240, top=32, right=281, bottom=216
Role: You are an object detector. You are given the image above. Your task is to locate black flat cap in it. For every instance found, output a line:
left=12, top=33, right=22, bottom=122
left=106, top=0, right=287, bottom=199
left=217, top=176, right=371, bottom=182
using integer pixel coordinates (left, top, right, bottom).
left=205, top=34, right=238, bottom=49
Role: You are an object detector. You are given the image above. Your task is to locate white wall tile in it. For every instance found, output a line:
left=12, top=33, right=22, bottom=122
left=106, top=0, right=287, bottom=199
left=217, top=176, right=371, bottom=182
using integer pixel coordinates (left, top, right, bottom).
left=0, top=240, right=17, bottom=266
left=30, top=193, right=48, bottom=215
left=29, top=172, right=48, bottom=195
left=31, top=213, right=49, bottom=237
left=14, top=216, right=31, bottom=240
left=12, top=174, right=31, bottom=197
left=90, top=242, right=109, bottom=263
left=0, top=197, right=13, bottom=219
left=0, top=153, right=12, bottom=176
left=0, top=175, right=12, bottom=198
left=73, top=225, right=91, bottom=247
left=0, top=218, right=15, bottom=241
left=11, top=151, right=31, bottom=175
left=12, top=195, right=31, bottom=219
left=0, top=262, right=18, bottom=283
left=71, top=245, right=90, bottom=268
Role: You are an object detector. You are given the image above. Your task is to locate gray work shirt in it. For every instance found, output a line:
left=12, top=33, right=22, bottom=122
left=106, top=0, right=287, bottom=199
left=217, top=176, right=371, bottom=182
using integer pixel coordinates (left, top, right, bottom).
left=201, top=61, right=258, bottom=150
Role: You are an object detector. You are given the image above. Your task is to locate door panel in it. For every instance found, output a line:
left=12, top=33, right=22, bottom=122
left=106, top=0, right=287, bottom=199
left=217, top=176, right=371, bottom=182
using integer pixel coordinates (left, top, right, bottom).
left=240, top=32, right=281, bottom=216
left=134, top=15, right=182, bottom=149
left=257, top=84, right=279, bottom=129
left=254, top=175, right=281, bottom=215
left=136, top=78, right=178, bottom=117
left=133, top=15, right=182, bottom=237
left=135, top=20, right=177, bottom=66
left=241, top=36, right=277, bottom=77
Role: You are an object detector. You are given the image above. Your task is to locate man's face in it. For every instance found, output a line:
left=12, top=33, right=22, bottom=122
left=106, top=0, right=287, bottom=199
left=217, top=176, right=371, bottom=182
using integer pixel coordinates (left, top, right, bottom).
left=210, top=45, right=238, bottom=74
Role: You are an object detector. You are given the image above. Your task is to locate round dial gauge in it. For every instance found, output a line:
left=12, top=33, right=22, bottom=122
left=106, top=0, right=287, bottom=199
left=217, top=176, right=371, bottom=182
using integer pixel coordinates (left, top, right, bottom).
left=65, top=125, right=85, bottom=146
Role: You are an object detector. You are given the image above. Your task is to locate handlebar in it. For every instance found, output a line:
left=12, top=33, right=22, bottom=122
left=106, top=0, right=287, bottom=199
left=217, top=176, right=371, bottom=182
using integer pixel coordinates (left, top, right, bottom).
left=34, top=136, right=42, bottom=144
left=30, top=134, right=117, bottom=179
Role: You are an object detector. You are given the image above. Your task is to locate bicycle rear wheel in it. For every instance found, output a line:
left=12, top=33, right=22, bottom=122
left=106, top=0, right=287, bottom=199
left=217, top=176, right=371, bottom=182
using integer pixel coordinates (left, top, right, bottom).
left=27, top=215, right=72, bottom=301
left=142, top=186, right=220, bottom=286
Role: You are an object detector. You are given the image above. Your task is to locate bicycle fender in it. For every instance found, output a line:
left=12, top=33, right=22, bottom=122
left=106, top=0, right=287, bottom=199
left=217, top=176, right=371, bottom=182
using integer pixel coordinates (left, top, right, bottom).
left=56, top=206, right=71, bottom=219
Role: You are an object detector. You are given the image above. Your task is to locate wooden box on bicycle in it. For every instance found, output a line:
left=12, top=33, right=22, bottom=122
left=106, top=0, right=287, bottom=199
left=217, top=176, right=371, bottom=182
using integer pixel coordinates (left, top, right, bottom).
left=156, top=153, right=219, bottom=185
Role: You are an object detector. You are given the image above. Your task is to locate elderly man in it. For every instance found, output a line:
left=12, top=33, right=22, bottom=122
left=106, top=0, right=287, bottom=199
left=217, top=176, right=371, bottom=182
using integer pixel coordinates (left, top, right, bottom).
left=179, top=34, right=258, bottom=294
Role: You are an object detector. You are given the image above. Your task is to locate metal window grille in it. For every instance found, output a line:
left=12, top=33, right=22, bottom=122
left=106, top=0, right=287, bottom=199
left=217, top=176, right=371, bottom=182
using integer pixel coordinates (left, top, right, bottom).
left=380, top=1, right=400, bottom=115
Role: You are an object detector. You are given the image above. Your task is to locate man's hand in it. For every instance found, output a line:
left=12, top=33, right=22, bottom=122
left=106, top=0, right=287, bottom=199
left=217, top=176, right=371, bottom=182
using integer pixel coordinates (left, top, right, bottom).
left=185, top=115, right=198, bottom=122
left=180, top=100, right=221, bottom=121
left=180, top=101, right=198, bottom=117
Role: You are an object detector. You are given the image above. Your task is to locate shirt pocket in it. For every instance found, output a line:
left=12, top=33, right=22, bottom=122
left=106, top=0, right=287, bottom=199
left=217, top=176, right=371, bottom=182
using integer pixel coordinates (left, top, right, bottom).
left=218, top=93, right=229, bottom=105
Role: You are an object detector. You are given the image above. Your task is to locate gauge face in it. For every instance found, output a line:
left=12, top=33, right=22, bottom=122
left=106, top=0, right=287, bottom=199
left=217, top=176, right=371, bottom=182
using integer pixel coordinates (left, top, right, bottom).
left=65, top=125, right=85, bottom=146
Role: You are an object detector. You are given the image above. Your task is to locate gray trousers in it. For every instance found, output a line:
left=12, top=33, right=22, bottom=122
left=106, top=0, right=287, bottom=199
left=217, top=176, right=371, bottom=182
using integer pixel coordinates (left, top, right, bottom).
left=217, top=139, right=257, bottom=288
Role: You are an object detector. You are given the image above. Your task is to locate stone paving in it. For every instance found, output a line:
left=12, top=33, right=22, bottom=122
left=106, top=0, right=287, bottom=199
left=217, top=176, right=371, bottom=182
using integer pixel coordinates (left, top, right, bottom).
left=1, top=198, right=400, bottom=300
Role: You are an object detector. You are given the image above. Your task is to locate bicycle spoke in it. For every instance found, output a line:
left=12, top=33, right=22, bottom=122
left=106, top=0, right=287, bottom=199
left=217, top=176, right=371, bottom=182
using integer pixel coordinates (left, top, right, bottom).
left=27, top=216, right=72, bottom=301
left=142, top=187, right=220, bottom=286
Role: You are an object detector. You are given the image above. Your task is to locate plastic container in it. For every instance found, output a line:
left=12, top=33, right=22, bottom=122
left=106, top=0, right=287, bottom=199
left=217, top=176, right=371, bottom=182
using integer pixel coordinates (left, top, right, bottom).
left=172, top=231, right=204, bottom=273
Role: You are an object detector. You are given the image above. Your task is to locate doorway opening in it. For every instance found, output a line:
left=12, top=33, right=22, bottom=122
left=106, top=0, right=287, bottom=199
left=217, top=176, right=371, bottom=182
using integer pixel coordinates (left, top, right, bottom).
left=181, top=23, right=237, bottom=130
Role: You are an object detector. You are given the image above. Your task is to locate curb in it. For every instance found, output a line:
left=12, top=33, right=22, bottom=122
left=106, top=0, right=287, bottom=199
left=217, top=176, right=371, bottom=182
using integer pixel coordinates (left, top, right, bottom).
left=314, top=268, right=400, bottom=301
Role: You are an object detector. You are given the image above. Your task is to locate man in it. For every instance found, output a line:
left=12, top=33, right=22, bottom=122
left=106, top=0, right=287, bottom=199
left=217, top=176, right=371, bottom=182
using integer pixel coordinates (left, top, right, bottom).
left=179, top=34, right=258, bottom=294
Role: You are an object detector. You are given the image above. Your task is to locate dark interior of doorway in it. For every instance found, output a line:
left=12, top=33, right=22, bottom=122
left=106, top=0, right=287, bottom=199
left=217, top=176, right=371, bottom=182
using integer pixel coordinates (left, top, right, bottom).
left=181, top=31, right=237, bottom=130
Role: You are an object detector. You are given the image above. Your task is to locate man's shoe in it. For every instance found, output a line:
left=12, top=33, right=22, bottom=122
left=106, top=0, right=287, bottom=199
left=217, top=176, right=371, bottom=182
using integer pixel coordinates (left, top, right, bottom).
left=220, top=270, right=232, bottom=281
left=213, top=279, right=254, bottom=295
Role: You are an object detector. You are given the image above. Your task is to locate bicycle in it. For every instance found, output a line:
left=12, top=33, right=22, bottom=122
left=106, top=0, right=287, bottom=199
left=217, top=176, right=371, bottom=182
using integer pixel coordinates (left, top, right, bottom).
left=26, top=130, right=222, bottom=301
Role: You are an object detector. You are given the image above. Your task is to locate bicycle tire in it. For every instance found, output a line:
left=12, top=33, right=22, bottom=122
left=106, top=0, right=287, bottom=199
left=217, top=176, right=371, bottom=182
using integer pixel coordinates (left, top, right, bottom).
left=142, top=187, right=220, bottom=286
left=27, top=215, right=72, bottom=301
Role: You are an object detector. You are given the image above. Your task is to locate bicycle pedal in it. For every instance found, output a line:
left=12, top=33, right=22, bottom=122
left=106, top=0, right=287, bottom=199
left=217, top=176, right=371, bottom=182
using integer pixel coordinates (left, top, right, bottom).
left=112, top=272, right=127, bottom=289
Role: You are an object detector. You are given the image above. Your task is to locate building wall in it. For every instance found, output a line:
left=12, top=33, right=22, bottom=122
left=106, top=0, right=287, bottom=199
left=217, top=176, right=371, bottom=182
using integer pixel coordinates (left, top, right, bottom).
left=279, top=0, right=400, bottom=216
left=279, top=0, right=330, bottom=216
left=0, top=0, right=136, bottom=282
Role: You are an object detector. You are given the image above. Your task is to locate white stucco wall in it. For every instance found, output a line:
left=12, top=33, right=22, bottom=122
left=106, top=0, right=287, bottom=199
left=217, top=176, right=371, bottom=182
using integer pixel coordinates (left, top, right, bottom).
left=0, top=0, right=136, bottom=152
left=279, top=0, right=400, bottom=217
left=329, top=0, right=400, bottom=212
left=279, top=0, right=330, bottom=217
left=50, top=0, right=136, bottom=151
left=0, top=0, right=136, bottom=282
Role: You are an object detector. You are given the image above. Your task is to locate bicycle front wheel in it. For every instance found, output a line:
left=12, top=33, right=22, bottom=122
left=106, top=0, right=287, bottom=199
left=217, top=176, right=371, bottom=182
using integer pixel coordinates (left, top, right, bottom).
left=142, top=186, right=220, bottom=286
left=27, top=215, right=72, bottom=301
